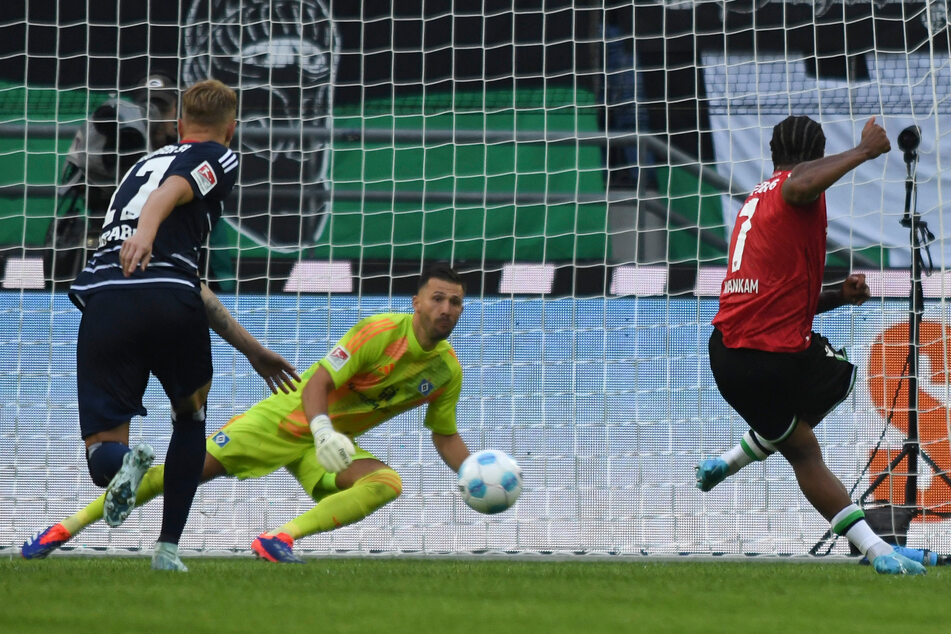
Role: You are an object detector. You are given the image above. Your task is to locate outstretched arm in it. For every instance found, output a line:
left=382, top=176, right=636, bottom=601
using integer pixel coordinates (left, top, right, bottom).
left=119, top=175, right=193, bottom=276
left=199, top=283, right=300, bottom=393
left=302, top=366, right=356, bottom=473
left=432, top=432, right=471, bottom=472
left=301, top=365, right=335, bottom=419
left=816, top=273, right=870, bottom=314
left=782, top=117, right=891, bottom=206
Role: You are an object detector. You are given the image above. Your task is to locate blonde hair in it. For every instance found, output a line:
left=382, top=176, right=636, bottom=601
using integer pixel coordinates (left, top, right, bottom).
left=181, top=79, right=236, bottom=128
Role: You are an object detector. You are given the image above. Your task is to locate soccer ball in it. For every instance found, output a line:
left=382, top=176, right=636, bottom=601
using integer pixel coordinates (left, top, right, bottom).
left=457, top=449, right=523, bottom=514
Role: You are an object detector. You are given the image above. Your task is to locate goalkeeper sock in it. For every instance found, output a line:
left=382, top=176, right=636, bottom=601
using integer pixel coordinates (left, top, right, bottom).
left=270, top=469, right=402, bottom=539
left=61, top=465, right=166, bottom=536
left=831, top=503, right=892, bottom=561
left=720, top=430, right=777, bottom=474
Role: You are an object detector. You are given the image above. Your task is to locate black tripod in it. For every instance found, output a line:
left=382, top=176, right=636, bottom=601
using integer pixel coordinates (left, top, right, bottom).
left=858, top=125, right=951, bottom=532
left=811, top=125, right=951, bottom=556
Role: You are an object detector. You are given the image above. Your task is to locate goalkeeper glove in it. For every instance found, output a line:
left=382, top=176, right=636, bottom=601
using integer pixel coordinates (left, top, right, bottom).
left=310, top=414, right=355, bottom=473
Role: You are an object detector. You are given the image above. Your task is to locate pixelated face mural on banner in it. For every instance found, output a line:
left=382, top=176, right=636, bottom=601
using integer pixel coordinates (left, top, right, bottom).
left=0, top=2, right=603, bottom=272
left=182, top=0, right=339, bottom=248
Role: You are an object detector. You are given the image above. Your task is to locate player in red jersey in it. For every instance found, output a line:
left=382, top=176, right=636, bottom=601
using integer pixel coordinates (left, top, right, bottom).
left=697, top=116, right=927, bottom=574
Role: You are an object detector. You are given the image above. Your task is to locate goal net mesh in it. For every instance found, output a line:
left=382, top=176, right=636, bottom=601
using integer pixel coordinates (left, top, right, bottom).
left=1, top=0, right=950, bottom=558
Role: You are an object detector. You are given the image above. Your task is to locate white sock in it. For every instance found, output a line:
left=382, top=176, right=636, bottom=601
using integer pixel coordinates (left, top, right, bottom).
left=741, top=430, right=776, bottom=459
left=720, top=444, right=753, bottom=474
left=720, top=430, right=777, bottom=474
left=831, top=504, right=892, bottom=560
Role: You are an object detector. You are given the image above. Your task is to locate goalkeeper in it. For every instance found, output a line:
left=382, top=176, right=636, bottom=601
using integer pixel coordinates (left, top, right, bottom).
left=23, top=263, right=471, bottom=564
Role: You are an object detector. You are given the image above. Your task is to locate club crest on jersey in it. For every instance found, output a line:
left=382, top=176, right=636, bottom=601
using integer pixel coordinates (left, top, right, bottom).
left=212, top=431, right=230, bottom=447
left=326, top=345, right=351, bottom=370
left=417, top=378, right=434, bottom=396
left=191, top=161, right=217, bottom=195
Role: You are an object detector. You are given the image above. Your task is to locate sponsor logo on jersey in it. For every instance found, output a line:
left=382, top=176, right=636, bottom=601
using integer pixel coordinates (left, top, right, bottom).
left=191, top=160, right=217, bottom=195
left=212, top=431, right=230, bottom=447
left=326, top=345, right=351, bottom=370
left=417, top=378, right=434, bottom=396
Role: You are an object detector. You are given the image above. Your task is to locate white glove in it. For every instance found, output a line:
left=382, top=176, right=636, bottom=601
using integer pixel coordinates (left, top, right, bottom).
left=310, top=414, right=355, bottom=473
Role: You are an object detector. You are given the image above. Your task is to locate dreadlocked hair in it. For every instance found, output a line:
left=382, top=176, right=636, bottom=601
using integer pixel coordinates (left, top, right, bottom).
left=770, top=116, right=826, bottom=167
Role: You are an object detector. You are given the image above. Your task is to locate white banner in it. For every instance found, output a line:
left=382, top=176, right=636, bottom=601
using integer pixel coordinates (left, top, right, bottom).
left=705, top=52, right=951, bottom=268
left=711, top=114, right=951, bottom=269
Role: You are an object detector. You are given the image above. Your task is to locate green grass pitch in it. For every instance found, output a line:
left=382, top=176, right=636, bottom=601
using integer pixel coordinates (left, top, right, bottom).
left=1, top=556, right=947, bottom=632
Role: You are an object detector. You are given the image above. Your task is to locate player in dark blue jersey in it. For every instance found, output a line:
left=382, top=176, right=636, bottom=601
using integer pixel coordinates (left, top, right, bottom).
left=66, top=79, right=300, bottom=572
left=71, top=102, right=239, bottom=296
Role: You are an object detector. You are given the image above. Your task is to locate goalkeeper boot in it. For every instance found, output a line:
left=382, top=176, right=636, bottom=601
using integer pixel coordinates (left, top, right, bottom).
left=872, top=551, right=927, bottom=575
left=695, top=458, right=729, bottom=492
left=252, top=532, right=304, bottom=564
left=151, top=542, right=188, bottom=572
left=104, top=442, right=155, bottom=528
left=21, top=523, right=72, bottom=559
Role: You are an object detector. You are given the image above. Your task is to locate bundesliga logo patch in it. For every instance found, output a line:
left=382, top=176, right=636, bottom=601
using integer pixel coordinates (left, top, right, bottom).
left=326, top=345, right=351, bottom=370
left=212, top=431, right=230, bottom=447
left=191, top=160, right=217, bottom=195
left=417, top=378, right=434, bottom=396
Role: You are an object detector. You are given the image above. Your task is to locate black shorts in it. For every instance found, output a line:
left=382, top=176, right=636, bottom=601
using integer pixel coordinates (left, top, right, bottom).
left=76, top=287, right=212, bottom=438
left=708, top=328, right=856, bottom=443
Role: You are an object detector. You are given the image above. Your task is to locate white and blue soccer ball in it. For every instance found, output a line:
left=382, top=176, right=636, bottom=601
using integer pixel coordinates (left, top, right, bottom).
left=457, top=449, right=523, bottom=514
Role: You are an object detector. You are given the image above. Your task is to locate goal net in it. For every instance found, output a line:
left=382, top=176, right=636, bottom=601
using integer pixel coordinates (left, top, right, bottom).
left=2, top=0, right=951, bottom=559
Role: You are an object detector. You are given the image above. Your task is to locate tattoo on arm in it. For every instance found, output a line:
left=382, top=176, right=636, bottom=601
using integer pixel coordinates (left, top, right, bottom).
left=201, top=286, right=233, bottom=335
left=199, top=283, right=257, bottom=355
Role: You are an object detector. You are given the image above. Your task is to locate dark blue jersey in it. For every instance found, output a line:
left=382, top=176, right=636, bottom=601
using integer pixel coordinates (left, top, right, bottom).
left=70, top=140, right=238, bottom=306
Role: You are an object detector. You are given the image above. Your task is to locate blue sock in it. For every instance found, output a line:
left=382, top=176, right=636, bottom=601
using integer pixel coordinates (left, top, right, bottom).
left=86, top=441, right=129, bottom=487
left=159, top=409, right=206, bottom=545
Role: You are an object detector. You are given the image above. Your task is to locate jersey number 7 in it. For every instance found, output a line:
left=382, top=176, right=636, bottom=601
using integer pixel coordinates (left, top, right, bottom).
left=730, top=198, right=759, bottom=273
left=102, top=155, right=176, bottom=228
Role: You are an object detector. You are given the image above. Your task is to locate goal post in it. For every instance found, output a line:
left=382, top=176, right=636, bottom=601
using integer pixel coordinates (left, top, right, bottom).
left=2, top=1, right=951, bottom=558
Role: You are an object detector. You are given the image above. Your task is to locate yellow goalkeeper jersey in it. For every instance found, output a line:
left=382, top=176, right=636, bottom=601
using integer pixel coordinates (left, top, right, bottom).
left=252, top=312, right=463, bottom=439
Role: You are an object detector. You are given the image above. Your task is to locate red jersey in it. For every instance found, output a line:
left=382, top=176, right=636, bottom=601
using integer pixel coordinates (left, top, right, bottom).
left=712, top=170, right=826, bottom=353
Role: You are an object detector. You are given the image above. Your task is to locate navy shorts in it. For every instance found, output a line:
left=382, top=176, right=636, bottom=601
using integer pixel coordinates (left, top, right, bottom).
left=708, top=328, right=856, bottom=443
left=75, top=287, right=212, bottom=438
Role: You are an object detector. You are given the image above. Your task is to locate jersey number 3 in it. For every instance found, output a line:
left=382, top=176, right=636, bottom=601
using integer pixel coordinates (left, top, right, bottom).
left=730, top=198, right=759, bottom=272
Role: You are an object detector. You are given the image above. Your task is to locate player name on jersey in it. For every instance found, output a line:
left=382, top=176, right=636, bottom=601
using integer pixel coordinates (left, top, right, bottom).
left=722, top=278, right=759, bottom=295
left=97, top=224, right=135, bottom=247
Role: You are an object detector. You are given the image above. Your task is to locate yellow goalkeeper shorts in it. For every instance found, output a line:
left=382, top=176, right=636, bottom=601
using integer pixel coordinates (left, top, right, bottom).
left=205, top=410, right=376, bottom=499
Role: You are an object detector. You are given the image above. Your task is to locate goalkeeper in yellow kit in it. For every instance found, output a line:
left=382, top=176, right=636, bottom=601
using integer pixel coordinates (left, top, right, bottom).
left=22, top=264, right=472, bottom=563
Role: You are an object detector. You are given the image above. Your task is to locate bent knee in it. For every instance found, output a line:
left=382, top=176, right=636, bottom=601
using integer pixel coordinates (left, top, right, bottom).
left=362, top=468, right=403, bottom=502
left=776, top=423, right=824, bottom=465
left=171, top=400, right=207, bottom=424
left=171, top=383, right=211, bottom=420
